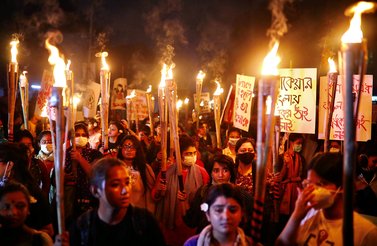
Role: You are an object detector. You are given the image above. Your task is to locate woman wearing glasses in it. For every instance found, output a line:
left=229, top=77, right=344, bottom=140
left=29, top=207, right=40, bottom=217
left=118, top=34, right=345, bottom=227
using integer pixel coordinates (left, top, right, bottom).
left=234, top=138, right=257, bottom=195
left=117, top=135, right=156, bottom=213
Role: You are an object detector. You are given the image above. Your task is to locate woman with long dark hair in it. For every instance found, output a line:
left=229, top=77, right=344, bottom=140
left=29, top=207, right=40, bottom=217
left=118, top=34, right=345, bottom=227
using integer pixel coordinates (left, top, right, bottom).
left=117, top=135, right=156, bottom=213
left=234, top=138, right=257, bottom=195
left=184, top=183, right=252, bottom=246
left=0, top=143, right=54, bottom=237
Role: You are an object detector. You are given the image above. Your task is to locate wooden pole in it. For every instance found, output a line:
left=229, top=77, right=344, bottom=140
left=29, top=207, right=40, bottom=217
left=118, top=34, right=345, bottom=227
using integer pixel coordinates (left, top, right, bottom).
left=51, top=87, right=65, bottom=234
left=7, top=62, right=18, bottom=143
left=251, top=75, right=279, bottom=243
left=339, top=40, right=367, bottom=246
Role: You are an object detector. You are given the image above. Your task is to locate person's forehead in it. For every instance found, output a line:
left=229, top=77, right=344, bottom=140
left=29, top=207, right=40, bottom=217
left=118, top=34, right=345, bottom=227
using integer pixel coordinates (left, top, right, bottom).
left=183, top=146, right=196, bottom=152
left=240, top=142, right=253, bottom=149
left=20, top=137, right=32, bottom=144
left=41, top=134, right=52, bottom=140
left=1, top=191, right=28, bottom=203
left=307, top=170, right=321, bottom=182
left=76, top=128, right=87, bottom=135
left=124, top=139, right=134, bottom=145
left=229, top=131, right=240, bottom=137
left=106, top=166, right=130, bottom=180
left=213, top=162, right=227, bottom=169
left=294, top=138, right=303, bottom=144
left=212, top=196, right=240, bottom=207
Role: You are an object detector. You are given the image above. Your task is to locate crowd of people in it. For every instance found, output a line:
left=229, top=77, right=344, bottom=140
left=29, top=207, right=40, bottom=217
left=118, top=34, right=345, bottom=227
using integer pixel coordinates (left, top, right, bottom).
left=0, top=115, right=377, bottom=245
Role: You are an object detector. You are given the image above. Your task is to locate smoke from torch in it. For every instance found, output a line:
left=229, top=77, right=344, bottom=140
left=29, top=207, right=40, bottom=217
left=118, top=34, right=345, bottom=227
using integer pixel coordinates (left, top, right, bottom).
left=267, top=0, right=294, bottom=46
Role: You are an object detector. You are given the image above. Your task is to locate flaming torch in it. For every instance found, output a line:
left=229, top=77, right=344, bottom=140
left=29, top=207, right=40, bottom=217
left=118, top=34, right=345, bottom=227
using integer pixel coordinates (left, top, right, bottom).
left=7, top=39, right=19, bottom=143
left=158, top=64, right=169, bottom=186
left=324, top=58, right=338, bottom=152
left=19, top=71, right=29, bottom=131
left=96, top=52, right=111, bottom=152
left=339, top=2, right=376, bottom=245
left=251, top=41, right=281, bottom=243
left=195, top=70, right=206, bottom=129
left=213, top=81, right=224, bottom=149
left=166, top=65, right=185, bottom=191
left=45, top=37, right=67, bottom=234
left=146, top=85, right=154, bottom=136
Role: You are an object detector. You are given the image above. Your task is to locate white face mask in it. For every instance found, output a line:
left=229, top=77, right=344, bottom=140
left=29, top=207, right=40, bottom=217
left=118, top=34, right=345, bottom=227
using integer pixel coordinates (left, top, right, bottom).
left=310, top=186, right=340, bottom=210
left=183, top=155, right=197, bottom=167
left=228, top=137, right=240, bottom=146
left=75, top=137, right=88, bottom=147
left=40, top=144, right=53, bottom=154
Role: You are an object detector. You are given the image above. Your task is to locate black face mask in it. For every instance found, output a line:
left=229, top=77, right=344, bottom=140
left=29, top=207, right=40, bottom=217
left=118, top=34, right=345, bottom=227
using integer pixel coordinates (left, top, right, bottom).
left=237, top=152, right=255, bottom=164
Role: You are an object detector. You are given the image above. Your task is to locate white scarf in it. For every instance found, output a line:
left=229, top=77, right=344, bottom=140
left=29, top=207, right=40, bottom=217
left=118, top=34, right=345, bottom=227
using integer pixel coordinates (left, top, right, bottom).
left=197, top=225, right=248, bottom=246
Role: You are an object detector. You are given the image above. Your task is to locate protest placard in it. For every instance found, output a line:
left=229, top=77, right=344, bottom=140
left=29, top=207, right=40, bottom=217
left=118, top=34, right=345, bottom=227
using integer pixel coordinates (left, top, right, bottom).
left=127, top=89, right=149, bottom=121
left=194, top=92, right=211, bottom=114
left=82, top=81, right=101, bottom=118
left=318, top=75, right=373, bottom=141
left=233, top=74, right=255, bottom=132
left=34, top=70, right=54, bottom=117
left=277, top=68, right=317, bottom=134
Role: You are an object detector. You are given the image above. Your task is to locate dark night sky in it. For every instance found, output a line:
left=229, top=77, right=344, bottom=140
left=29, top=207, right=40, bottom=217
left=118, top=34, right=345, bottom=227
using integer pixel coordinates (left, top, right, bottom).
left=0, top=0, right=376, bottom=99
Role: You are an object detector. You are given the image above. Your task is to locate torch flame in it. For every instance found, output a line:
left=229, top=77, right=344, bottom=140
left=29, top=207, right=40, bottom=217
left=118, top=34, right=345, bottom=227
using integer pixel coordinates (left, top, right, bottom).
left=40, top=103, right=48, bottom=118
left=10, top=39, right=19, bottom=63
left=159, top=63, right=174, bottom=88
left=261, top=42, right=281, bottom=76
left=159, top=64, right=167, bottom=88
left=95, top=52, right=109, bottom=70
left=126, top=90, right=136, bottom=100
left=146, top=85, right=152, bottom=93
left=167, top=64, right=174, bottom=80
left=184, top=98, right=189, bottom=104
left=328, top=58, right=337, bottom=73
left=20, top=71, right=28, bottom=87
left=341, top=1, right=376, bottom=43
left=177, top=99, right=183, bottom=110
left=196, top=70, right=206, bottom=81
left=73, top=94, right=81, bottom=107
left=214, top=81, right=224, bottom=96
left=45, top=38, right=67, bottom=88
left=66, top=59, right=71, bottom=71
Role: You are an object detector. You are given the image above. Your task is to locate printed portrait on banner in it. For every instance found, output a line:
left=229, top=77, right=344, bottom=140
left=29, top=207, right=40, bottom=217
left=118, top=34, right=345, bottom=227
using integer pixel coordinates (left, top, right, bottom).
left=111, top=78, right=127, bottom=121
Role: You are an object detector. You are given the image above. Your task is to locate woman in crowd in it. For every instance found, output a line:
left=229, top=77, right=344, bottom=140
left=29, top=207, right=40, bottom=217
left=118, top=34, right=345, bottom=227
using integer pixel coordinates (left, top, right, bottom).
left=106, top=121, right=125, bottom=156
left=222, top=127, right=242, bottom=162
left=0, top=182, right=53, bottom=245
left=88, top=118, right=101, bottom=150
left=153, top=134, right=209, bottom=246
left=184, top=183, right=252, bottom=246
left=61, top=123, right=102, bottom=227
left=70, top=158, right=165, bottom=245
left=35, top=130, right=55, bottom=176
left=0, top=143, right=54, bottom=237
left=183, top=154, right=237, bottom=232
left=277, top=133, right=306, bottom=228
left=235, top=138, right=256, bottom=195
left=117, top=135, right=156, bottom=213
left=15, top=129, right=50, bottom=196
